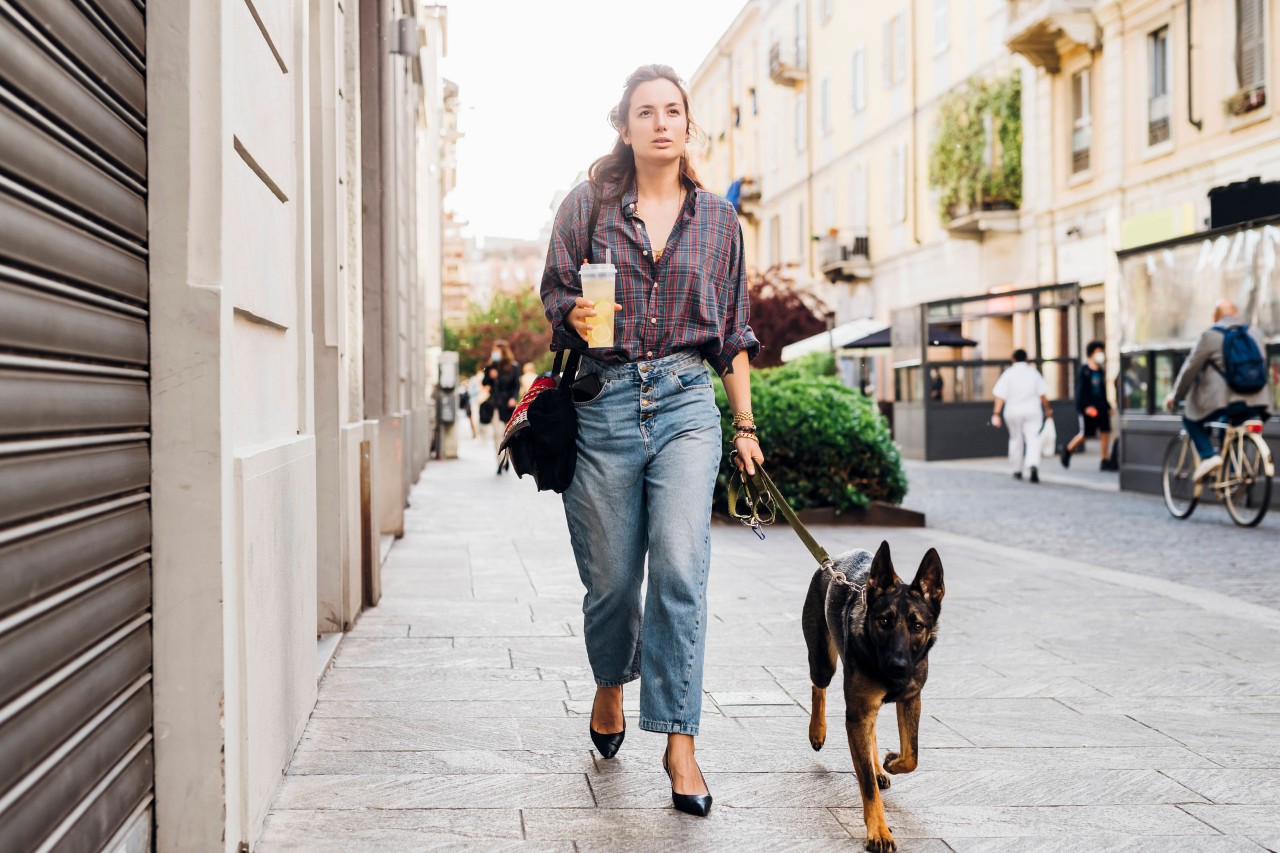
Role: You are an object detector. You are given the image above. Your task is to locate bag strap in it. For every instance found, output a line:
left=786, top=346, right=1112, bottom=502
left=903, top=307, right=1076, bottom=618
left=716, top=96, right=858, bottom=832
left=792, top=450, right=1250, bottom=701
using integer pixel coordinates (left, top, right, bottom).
left=727, top=457, right=831, bottom=568
left=548, top=192, right=602, bottom=384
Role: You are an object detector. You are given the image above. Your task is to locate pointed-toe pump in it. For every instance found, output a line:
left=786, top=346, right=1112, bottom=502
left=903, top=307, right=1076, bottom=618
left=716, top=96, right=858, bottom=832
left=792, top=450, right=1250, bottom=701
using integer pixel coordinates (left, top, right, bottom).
left=589, top=720, right=625, bottom=759
left=663, top=749, right=713, bottom=817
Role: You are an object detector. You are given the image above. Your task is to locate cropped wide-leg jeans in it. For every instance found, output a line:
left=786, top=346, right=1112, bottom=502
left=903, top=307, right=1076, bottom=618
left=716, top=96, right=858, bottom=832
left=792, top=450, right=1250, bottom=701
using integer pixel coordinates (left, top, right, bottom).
left=562, top=349, right=722, bottom=736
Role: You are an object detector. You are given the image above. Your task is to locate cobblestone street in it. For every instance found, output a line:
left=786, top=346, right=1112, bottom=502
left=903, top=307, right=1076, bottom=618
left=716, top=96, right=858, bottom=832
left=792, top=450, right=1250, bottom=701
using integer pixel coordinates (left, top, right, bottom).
left=259, top=434, right=1280, bottom=852
left=905, top=458, right=1280, bottom=611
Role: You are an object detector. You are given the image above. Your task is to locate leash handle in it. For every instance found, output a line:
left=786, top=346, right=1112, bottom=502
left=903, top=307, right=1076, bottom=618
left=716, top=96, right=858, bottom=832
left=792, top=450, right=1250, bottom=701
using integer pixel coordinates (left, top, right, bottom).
left=728, top=454, right=831, bottom=567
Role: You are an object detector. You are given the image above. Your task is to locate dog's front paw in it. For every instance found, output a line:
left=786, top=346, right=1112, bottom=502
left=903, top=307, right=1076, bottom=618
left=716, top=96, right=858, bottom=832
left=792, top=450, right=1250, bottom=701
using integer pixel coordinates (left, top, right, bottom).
left=875, top=771, right=890, bottom=790
left=883, top=751, right=917, bottom=775
left=864, top=828, right=896, bottom=852
left=808, top=717, right=826, bottom=751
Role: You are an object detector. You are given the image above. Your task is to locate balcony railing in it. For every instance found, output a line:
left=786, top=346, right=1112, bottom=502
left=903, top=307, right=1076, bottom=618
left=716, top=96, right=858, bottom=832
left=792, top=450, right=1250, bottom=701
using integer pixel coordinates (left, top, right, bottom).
left=1148, top=94, right=1170, bottom=146
left=818, top=232, right=871, bottom=282
left=768, top=41, right=807, bottom=87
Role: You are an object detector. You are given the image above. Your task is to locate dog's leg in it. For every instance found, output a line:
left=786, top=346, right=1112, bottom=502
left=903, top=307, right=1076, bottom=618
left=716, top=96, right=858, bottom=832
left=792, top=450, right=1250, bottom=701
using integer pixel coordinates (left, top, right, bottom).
left=802, top=571, right=838, bottom=751
left=884, top=694, right=920, bottom=776
left=845, top=676, right=893, bottom=853
left=870, top=722, right=889, bottom=791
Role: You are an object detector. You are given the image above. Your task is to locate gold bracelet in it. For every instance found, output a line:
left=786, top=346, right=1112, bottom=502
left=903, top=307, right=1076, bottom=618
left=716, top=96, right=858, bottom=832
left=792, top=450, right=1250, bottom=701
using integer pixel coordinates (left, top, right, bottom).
left=734, top=432, right=760, bottom=443
left=732, top=411, right=754, bottom=424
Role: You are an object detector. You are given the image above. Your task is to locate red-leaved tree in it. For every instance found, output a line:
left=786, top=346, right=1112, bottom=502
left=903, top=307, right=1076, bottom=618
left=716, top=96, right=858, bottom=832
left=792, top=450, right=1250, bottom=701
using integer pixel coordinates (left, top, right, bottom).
left=748, top=265, right=830, bottom=367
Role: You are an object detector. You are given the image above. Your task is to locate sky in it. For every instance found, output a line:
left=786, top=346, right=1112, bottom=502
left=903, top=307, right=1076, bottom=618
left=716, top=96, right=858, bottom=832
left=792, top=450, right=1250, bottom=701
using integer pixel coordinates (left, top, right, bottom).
left=440, top=0, right=745, bottom=242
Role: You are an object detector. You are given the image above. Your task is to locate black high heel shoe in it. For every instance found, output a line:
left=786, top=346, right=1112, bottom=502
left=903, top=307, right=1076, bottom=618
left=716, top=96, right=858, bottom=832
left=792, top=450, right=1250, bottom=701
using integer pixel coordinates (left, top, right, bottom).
left=589, top=720, right=625, bottom=759
left=663, top=748, right=712, bottom=817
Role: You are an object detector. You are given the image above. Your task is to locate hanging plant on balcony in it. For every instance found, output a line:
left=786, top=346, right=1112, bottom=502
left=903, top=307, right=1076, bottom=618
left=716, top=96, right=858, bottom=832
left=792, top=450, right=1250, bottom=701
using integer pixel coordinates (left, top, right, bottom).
left=928, top=71, right=1022, bottom=223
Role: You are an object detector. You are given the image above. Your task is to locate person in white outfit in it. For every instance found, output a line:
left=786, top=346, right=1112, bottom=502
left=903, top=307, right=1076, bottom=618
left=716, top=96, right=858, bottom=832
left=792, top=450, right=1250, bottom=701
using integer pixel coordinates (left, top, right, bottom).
left=991, top=349, right=1053, bottom=483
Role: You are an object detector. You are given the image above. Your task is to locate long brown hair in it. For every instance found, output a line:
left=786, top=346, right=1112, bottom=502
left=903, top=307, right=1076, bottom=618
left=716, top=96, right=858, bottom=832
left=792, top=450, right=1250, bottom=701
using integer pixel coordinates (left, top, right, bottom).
left=588, top=64, right=705, bottom=202
left=492, top=340, right=516, bottom=372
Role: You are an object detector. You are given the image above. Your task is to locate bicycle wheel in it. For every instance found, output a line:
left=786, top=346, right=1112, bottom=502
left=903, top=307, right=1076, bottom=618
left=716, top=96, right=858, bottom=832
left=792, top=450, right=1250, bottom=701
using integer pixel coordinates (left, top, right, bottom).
left=1223, top=434, right=1272, bottom=527
left=1162, top=434, right=1199, bottom=519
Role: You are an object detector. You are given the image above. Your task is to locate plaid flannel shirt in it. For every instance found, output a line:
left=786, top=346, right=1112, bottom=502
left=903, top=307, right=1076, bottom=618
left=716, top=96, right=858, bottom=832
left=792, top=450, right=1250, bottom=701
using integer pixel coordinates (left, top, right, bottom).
left=540, top=179, right=760, bottom=376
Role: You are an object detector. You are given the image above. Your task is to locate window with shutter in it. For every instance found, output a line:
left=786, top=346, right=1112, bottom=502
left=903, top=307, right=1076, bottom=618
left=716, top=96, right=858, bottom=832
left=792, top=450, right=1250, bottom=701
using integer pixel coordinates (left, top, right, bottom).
left=852, top=47, right=867, bottom=112
left=1148, top=27, right=1171, bottom=147
left=1236, top=0, right=1266, bottom=94
left=821, top=78, right=832, bottom=135
left=894, top=15, right=907, bottom=83
left=795, top=94, right=806, bottom=151
left=898, top=145, right=907, bottom=222
left=1071, top=69, right=1092, bottom=174
left=934, top=0, right=949, bottom=54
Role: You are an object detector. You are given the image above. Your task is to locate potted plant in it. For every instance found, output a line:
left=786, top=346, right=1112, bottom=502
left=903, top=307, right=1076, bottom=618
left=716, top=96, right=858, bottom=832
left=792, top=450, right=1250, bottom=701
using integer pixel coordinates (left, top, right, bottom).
left=1224, top=87, right=1267, bottom=117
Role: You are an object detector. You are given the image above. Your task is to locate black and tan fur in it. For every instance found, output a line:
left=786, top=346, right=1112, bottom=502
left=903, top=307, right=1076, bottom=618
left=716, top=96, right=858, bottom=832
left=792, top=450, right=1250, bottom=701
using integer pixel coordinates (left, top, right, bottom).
left=802, top=541, right=944, bottom=853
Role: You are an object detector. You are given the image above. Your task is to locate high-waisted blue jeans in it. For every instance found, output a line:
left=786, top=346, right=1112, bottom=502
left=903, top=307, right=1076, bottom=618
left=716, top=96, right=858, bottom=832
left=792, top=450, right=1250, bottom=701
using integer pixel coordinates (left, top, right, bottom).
left=562, top=349, right=722, bottom=736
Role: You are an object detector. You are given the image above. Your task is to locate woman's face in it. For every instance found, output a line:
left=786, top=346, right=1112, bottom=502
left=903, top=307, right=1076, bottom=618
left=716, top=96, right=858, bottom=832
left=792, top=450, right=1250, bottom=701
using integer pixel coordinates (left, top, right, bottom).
left=620, top=79, right=689, bottom=166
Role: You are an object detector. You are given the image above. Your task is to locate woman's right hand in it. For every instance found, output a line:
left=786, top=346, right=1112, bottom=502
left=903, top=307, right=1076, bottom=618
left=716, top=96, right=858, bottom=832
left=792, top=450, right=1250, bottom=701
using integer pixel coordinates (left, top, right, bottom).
left=568, top=297, right=622, bottom=343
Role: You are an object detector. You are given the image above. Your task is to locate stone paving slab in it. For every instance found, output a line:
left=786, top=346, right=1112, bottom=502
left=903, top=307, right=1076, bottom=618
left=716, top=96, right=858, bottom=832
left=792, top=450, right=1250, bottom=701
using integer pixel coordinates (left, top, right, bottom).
left=260, top=434, right=1280, bottom=851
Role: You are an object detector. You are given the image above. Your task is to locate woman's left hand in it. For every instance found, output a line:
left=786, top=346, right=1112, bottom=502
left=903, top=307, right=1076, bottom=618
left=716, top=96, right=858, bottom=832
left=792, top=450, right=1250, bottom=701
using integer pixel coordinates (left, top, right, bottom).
left=733, top=436, right=764, bottom=476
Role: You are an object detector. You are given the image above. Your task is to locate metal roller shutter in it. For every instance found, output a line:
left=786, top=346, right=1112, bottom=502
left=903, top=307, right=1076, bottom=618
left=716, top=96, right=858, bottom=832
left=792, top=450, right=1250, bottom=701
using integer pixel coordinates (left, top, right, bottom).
left=0, top=0, right=153, bottom=850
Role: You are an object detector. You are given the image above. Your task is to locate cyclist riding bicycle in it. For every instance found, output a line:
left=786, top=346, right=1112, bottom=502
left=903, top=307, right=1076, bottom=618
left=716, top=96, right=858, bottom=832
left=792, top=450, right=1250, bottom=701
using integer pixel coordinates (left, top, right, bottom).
left=1164, top=299, right=1273, bottom=483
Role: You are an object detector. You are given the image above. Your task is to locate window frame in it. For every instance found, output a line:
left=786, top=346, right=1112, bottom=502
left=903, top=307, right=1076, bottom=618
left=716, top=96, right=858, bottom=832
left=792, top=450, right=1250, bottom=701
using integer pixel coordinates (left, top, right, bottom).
left=1070, top=67, right=1092, bottom=175
left=1147, top=26, right=1172, bottom=148
left=794, top=93, right=807, bottom=152
left=933, top=0, right=949, bottom=55
left=852, top=46, right=867, bottom=113
left=820, top=77, right=832, bottom=135
left=1235, top=0, right=1267, bottom=95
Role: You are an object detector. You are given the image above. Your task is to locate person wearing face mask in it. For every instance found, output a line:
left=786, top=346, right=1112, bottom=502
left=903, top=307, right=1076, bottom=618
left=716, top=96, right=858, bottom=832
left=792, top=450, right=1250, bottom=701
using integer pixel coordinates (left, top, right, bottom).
left=482, top=340, right=521, bottom=473
left=1061, top=340, right=1115, bottom=470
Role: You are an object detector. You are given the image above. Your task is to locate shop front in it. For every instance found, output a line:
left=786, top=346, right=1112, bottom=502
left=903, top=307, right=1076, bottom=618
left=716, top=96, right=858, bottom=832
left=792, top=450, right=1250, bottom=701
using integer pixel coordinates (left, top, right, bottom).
left=890, top=284, right=1083, bottom=460
left=1116, top=218, right=1280, bottom=494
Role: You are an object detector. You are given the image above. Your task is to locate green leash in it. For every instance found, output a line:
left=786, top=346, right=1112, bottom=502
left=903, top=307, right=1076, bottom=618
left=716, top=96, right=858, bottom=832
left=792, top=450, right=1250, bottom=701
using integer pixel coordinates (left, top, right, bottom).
left=727, top=452, right=831, bottom=568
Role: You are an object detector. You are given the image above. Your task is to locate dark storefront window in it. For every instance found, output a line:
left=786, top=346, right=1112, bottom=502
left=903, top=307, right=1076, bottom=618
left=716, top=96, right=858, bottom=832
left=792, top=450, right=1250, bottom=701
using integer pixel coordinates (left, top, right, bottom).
left=1121, top=353, right=1150, bottom=413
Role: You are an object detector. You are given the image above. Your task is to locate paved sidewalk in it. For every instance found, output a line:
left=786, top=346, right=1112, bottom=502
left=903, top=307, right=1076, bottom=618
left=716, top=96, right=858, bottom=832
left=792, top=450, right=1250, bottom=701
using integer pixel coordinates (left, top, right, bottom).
left=260, top=433, right=1280, bottom=852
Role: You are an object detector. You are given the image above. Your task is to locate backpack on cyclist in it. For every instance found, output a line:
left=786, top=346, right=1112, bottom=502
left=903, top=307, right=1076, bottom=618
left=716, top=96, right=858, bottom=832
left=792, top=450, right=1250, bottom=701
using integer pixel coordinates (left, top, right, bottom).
left=1214, top=324, right=1268, bottom=394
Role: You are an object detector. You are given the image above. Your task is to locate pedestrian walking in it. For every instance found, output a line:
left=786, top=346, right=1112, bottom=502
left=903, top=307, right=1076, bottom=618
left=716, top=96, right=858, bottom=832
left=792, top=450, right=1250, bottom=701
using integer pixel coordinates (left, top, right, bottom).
left=1164, top=299, right=1272, bottom=481
left=991, top=349, right=1053, bottom=483
left=458, top=375, right=477, bottom=439
left=539, top=63, right=760, bottom=817
left=1061, top=340, right=1115, bottom=470
left=482, top=341, right=521, bottom=473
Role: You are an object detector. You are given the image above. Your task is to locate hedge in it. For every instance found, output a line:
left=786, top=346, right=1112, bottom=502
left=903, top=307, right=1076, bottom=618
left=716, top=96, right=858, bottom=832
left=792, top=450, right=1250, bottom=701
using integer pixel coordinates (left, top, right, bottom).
left=712, top=356, right=908, bottom=514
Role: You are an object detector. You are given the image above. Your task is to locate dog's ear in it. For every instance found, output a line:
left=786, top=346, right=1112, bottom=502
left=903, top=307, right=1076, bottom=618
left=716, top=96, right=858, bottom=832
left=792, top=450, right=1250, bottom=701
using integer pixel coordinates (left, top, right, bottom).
left=866, top=540, right=900, bottom=593
left=910, top=548, right=945, bottom=608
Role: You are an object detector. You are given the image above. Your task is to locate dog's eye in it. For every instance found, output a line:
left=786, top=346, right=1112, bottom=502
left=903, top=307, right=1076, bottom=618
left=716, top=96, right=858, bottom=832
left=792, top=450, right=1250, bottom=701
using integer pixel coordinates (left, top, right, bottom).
left=910, top=621, right=925, bottom=632
left=877, top=616, right=892, bottom=627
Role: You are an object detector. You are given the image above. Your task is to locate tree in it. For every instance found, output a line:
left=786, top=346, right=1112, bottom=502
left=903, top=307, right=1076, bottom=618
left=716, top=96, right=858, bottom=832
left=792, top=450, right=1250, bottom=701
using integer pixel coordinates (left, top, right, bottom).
left=747, top=265, right=830, bottom=368
left=445, top=288, right=553, bottom=377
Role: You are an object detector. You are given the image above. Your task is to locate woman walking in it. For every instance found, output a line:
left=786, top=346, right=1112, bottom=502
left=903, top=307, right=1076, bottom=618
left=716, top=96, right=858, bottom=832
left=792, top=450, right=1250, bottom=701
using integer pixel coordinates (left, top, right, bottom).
left=482, top=340, right=521, bottom=473
left=540, top=64, right=761, bottom=816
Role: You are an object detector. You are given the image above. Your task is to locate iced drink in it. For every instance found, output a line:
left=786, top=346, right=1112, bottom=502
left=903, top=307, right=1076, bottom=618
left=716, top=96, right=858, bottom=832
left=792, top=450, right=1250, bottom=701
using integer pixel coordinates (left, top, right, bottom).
left=579, top=260, right=617, bottom=349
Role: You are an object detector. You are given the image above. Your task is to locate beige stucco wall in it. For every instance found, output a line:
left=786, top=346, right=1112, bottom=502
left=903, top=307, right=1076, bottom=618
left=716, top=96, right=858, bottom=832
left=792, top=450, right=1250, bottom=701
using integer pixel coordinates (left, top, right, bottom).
left=150, top=1, right=449, bottom=850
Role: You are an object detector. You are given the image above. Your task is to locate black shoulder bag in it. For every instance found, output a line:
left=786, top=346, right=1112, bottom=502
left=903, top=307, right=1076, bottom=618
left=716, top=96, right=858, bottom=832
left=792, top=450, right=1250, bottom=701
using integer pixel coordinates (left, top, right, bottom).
left=498, top=196, right=601, bottom=493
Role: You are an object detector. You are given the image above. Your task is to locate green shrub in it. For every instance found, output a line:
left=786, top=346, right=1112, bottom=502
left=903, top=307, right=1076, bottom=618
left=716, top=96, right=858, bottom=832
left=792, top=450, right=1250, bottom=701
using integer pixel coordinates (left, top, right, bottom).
left=712, top=368, right=908, bottom=515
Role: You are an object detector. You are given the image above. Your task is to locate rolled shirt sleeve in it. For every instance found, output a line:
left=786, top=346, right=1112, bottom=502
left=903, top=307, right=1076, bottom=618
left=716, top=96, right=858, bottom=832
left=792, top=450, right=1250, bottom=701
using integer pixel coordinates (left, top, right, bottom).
left=705, top=221, right=760, bottom=376
left=540, top=185, right=588, bottom=353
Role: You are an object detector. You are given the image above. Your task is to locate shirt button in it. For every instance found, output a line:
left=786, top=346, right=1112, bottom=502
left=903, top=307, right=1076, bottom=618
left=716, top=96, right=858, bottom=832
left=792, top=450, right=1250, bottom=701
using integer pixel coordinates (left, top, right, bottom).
left=650, top=318, right=657, bottom=324
left=646, top=351, right=654, bottom=357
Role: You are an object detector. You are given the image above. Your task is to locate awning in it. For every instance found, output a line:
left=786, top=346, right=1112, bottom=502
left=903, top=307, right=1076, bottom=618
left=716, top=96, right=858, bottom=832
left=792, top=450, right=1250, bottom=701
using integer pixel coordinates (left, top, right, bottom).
left=779, top=319, right=886, bottom=363
left=843, top=325, right=977, bottom=349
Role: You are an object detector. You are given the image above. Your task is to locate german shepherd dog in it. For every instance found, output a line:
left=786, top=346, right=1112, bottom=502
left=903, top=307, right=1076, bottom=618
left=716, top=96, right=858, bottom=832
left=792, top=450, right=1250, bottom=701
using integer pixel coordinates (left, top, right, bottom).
left=802, top=541, right=944, bottom=853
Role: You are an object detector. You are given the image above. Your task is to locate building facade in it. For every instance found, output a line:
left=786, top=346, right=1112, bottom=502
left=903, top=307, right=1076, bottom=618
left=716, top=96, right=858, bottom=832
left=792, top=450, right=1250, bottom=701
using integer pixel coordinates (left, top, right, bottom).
left=691, top=0, right=1280, bottom=461
left=0, top=2, right=454, bottom=851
